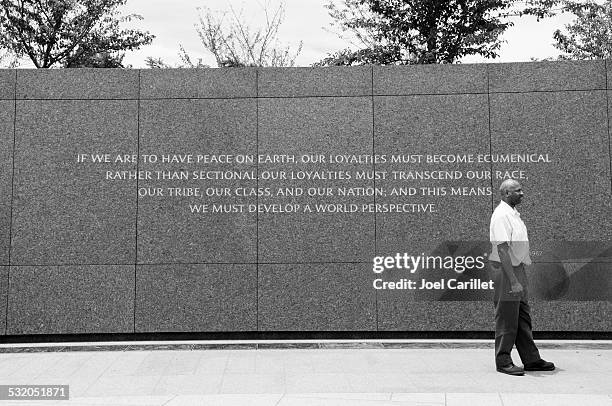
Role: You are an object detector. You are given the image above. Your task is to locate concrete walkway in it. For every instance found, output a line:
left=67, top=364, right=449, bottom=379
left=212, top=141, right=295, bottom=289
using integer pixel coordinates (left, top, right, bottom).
left=0, top=341, right=610, bottom=406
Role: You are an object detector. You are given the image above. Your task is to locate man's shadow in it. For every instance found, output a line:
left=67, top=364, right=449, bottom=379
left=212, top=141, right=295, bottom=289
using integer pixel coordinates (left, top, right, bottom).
left=524, top=367, right=563, bottom=377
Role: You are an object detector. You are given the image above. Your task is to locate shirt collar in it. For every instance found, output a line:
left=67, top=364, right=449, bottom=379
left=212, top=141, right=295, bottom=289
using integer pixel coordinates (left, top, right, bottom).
left=499, top=200, right=520, bottom=216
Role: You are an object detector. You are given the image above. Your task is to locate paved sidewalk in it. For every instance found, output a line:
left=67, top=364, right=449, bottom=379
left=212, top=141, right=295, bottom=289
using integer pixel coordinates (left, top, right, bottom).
left=0, top=341, right=610, bottom=406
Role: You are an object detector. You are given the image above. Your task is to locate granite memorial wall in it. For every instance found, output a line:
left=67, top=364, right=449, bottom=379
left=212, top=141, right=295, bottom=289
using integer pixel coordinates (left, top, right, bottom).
left=0, top=61, right=610, bottom=337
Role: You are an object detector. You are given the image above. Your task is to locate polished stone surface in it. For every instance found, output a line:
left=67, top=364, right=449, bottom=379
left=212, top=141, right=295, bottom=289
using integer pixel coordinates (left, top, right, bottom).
left=607, top=90, right=612, bottom=191
left=135, top=264, right=257, bottom=332
left=140, top=68, right=256, bottom=99
left=258, top=97, right=375, bottom=262
left=531, top=242, right=612, bottom=265
left=0, top=101, right=13, bottom=265
left=374, top=94, right=491, bottom=256
left=137, top=99, right=257, bottom=264
left=17, top=69, right=139, bottom=99
left=258, top=96, right=373, bottom=156
left=257, top=191, right=375, bottom=263
left=607, top=59, right=612, bottom=89
left=10, top=100, right=138, bottom=265
left=0, top=267, right=6, bottom=335
left=532, top=300, right=612, bottom=331
left=490, top=91, right=612, bottom=247
left=6, top=265, right=134, bottom=335
left=380, top=292, right=610, bottom=332
left=258, top=263, right=376, bottom=331
left=380, top=297, right=611, bottom=332
left=374, top=64, right=487, bottom=95
left=489, top=60, right=606, bottom=93
left=528, top=262, right=611, bottom=301
left=1, top=65, right=611, bottom=337
left=258, top=66, right=372, bottom=97
left=378, top=300, right=493, bottom=331
left=0, top=69, right=15, bottom=99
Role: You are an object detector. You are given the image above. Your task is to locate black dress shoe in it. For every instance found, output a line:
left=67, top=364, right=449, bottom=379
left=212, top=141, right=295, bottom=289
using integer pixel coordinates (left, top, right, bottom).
left=496, top=363, right=525, bottom=376
left=524, top=359, right=555, bottom=371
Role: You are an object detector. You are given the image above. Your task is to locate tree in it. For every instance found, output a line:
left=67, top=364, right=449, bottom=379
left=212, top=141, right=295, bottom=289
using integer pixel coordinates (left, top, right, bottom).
left=179, top=2, right=302, bottom=67
left=145, top=45, right=210, bottom=69
left=64, top=49, right=125, bottom=68
left=553, top=0, right=612, bottom=60
left=315, top=0, right=560, bottom=66
left=0, top=0, right=154, bottom=68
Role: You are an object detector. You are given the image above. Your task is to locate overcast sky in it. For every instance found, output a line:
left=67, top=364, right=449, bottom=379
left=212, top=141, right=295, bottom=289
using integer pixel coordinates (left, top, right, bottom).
left=123, top=0, right=575, bottom=67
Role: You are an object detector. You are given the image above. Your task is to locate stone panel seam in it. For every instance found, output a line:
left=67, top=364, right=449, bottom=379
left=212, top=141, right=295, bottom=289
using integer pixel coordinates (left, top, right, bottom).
left=12, top=262, right=143, bottom=267
left=8, top=259, right=606, bottom=267
left=13, top=89, right=607, bottom=101
left=606, top=60, right=612, bottom=195
left=10, top=264, right=164, bottom=268
left=17, top=98, right=142, bottom=101
left=256, top=68, right=259, bottom=332
left=486, top=65, right=494, bottom=214
left=18, top=97, right=264, bottom=101
left=371, top=65, right=379, bottom=332
left=5, top=69, right=17, bottom=334
left=134, top=70, right=142, bottom=334
left=141, top=97, right=259, bottom=101
left=249, top=262, right=373, bottom=266
left=488, top=88, right=606, bottom=95
left=2, top=267, right=7, bottom=335
left=259, top=93, right=486, bottom=99
left=16, top=95, right=375, bottom=101
left=371, top=66, right=377, bottom=255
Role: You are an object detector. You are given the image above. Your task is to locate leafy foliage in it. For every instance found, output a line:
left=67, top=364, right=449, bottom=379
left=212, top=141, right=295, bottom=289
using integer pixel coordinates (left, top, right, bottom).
left=553, top=0, right=612, bottom=60
left=64, top=49, right=125, bottom=67
left=316, top=0, right=565, bottom=66
left=0, top=0, right=153, bottom=68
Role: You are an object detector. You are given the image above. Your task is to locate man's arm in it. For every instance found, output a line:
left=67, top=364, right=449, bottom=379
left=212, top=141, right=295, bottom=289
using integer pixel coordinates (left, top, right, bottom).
left=497, top=242, right=523, bottom=294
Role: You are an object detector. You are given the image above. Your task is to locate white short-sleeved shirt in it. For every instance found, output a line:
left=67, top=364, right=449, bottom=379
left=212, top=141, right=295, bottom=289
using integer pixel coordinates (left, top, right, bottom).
left=489, top=200, right=531, bottom=266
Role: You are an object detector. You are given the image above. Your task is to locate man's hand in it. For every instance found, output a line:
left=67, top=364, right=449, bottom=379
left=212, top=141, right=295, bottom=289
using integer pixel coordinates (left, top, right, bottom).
left=509, top=281, right=523, bottom=295
left=498, top=242, right=523, bottom=296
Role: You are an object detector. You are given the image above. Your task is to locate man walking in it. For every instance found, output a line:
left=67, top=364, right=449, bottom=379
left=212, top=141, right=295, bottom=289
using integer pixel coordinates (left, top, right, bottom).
left=489, top=179, right=555, bottom=376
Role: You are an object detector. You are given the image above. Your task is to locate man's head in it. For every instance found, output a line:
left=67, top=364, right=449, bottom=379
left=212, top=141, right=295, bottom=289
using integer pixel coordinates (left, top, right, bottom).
left=499, top=179, right=524, bottom=207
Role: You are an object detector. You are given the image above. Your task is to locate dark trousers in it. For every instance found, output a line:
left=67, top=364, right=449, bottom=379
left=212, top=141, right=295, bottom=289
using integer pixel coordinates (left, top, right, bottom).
left=489, top=261, right=541, bottom=367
